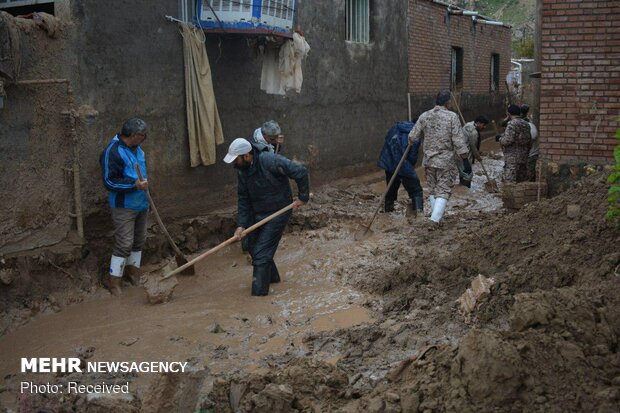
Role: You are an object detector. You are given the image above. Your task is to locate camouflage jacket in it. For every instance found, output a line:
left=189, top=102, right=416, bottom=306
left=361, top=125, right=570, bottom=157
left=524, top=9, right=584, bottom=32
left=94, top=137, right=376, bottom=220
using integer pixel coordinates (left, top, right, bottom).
left=462, top=121, right=481, bottom=164
left=408, top=106, right=468, bottom=169
left=499, top=117, right=532, bottom=164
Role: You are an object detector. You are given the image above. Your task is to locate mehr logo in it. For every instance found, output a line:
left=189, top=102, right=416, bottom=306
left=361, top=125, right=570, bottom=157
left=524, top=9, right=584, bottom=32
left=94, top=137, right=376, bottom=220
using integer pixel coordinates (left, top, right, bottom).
left=21, top=358, right=82, bottom=373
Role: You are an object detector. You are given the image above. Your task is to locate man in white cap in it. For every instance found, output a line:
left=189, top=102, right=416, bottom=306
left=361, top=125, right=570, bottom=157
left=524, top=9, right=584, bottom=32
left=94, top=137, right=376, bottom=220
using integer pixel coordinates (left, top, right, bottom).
left=224, top=138, right=309, bottom=296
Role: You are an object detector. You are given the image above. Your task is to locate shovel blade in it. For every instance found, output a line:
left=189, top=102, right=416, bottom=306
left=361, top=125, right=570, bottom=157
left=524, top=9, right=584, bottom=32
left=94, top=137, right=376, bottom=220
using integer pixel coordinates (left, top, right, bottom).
left=484, top=180, right=499, bottom=193
left=175, top=254, right=195, bottom=275
left=353, top=224, right=373, bottom=241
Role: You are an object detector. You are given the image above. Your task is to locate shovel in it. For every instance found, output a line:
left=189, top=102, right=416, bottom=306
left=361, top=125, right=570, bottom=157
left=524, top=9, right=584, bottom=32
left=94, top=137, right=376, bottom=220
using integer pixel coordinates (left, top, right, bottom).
left=478, top=160, right=499, bottom=192
left=451, top=93, right=499, bottom=193
left=354, top=143, right=412, bottom=241
left=135, top=165, right=195, bottom=275
left=162, top=202, right=295, bottom=279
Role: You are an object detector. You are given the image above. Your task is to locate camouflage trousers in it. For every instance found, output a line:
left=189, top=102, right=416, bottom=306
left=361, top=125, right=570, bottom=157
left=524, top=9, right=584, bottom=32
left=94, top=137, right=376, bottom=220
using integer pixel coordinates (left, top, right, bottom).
left=503, top=161, right=528, bottom=183
left=425, top=166, right=455, bottom=199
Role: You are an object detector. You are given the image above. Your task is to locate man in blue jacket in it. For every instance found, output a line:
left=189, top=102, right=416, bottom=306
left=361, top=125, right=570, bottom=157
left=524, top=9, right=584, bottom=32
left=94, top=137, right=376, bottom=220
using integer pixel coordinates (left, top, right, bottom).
left=377, top=122, right=424, bottom=216
left=99, top=118, right=149, bottom=295
left=224, top=138, right=310, bottom=296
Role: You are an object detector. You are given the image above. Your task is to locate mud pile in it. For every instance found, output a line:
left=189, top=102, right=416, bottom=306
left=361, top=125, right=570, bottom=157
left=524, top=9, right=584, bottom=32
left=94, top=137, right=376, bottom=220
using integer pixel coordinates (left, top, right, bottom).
left=206, top=173, right=620, bottom=412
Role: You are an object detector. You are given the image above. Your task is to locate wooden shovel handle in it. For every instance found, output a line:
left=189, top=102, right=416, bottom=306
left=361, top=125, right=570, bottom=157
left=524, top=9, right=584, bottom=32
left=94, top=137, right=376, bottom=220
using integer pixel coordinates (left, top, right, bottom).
left=362, top=142, right=413, bottom=233
left=162, top=202, right=296, bottom=279
left=134, top=165, right=184, bottom=257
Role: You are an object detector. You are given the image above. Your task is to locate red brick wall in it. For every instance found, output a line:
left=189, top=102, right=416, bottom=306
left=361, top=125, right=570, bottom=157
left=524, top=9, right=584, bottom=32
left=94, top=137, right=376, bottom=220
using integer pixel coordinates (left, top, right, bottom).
left=408, top=0, right=512, bottom=95
left=539, top=0, right=620, bottom=162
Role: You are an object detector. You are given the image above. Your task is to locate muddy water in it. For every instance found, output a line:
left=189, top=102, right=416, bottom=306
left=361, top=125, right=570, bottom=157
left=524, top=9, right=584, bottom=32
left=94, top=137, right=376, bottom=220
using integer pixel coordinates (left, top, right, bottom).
left=0, top=230, right=373, bottom=405
left=0, top=139, right=505, bottom=408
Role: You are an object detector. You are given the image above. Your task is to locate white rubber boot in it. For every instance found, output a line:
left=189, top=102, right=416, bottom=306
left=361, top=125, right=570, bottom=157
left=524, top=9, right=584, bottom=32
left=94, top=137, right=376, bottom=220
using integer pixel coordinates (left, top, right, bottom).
left=108, top=255, right=126, bottom=295
left=110, top=255, right=126, bottom=277
left=125, top=251, right=142, bottom=286
left=430, top=197, right=448, bottom=223
left=429, top=195, right=436, bottom=210
left=126, top=251, right=142, bottom=268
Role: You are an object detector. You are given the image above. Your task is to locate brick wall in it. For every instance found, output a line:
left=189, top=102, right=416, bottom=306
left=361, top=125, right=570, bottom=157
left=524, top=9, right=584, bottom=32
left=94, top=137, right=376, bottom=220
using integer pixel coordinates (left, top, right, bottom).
left=408, top=0, right=512, bottom=97
left=539, top=0, right=620, bottom=163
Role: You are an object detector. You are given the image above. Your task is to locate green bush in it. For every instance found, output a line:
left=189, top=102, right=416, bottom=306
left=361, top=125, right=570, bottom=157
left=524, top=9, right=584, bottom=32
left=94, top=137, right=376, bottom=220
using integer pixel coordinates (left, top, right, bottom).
left=513, top=37, right=534, bottom=59
left=608, top=120, right=620, bottom=224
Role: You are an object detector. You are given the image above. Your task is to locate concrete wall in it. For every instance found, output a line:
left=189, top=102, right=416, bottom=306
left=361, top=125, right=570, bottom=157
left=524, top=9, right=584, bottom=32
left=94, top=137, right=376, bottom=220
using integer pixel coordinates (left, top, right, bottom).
left=407, top=0, right=512, bottom=122
left=0, top=0, right=409, bottom=254
left=538, top=0, right=619, bottom=163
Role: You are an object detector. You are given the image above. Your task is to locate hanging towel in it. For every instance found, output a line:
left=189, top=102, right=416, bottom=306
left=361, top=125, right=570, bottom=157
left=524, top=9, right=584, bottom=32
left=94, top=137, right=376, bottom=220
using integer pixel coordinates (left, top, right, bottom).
left=282, top=32, right=310, bottom=93
left=180, top=22, right=224, bottom=167
left=261, top=44, right=285, bottom=95
left=261, top=33, right=310, bottom=95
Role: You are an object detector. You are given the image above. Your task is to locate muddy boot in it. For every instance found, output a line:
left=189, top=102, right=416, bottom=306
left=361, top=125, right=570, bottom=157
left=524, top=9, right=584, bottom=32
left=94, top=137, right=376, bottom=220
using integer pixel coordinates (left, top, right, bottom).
left=414, top=196, right=424, bottom=218
left=109, top=275, right=122, bottom=296
left=406, top=202, right=417, bottom=219
left=251, top=264, right=271, bottom=296
left=124, top=265, right=140, bottom=286
left=384, top=199, right=395, bottom=213
left=124, top=251, right=141, bottom=285
left=270, top=261, right=280, bottom=283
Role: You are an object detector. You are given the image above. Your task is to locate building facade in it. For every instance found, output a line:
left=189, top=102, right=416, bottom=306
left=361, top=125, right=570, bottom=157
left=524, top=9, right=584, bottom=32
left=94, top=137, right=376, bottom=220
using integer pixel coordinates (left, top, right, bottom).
left=408, top=0, right=512, bottom=121
left=538, top=0, right=619, bottom=164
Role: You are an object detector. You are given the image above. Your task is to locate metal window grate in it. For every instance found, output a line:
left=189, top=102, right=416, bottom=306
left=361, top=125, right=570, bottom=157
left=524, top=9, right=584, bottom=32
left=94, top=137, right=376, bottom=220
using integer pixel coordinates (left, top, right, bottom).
left=346, top=0, right=369, bottom=43
left=0, top=0, right=54, bottom=7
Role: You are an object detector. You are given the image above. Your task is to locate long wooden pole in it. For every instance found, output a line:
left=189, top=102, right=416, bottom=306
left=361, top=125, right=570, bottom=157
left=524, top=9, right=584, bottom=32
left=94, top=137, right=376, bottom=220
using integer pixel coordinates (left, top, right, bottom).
left=162, top=202, right=295, bottom=279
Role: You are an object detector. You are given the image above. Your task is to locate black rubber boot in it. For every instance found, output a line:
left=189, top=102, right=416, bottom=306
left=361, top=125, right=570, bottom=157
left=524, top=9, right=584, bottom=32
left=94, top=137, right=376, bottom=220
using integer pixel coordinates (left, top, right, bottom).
left=270, top=261, right=281, bottom=283
left=384, top=199, right=395, bottom=213
left=414, top=196, right=424, bottom=214
left=251, top=264, right=271, bottom=296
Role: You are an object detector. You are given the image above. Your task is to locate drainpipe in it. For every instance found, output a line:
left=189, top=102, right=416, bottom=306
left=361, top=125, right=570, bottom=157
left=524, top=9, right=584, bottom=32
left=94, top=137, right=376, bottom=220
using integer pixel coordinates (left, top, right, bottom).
left=472, top=16, right=506, bottom=26
left=14, top=78, right=84, bottom=240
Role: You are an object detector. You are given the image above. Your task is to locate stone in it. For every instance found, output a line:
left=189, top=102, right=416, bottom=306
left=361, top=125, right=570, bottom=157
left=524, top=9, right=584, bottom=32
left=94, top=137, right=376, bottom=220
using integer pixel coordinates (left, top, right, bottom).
left=456, top=274, right=495, bottom=316
left=0, top=269, right=14, bottom=285
left=143, top=270, right=179, bottom=305
left=566, top=204, right=580, bottom=218
left=74, top=392, right=138, bottom=413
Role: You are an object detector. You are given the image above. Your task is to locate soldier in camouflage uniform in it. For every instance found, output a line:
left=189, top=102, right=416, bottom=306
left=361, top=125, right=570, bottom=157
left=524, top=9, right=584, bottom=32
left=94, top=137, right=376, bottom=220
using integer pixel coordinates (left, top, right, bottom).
left=499, top=104, right=532, bottom=183
left=457, top=115, right=489, bottom=187
left=408, top=90, right=471, bottom=223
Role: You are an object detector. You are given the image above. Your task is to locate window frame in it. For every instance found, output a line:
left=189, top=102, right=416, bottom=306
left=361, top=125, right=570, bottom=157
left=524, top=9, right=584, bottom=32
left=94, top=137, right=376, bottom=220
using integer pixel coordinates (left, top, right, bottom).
left=451, top=46, right=464, bottom=91
left=346, top=0, right=370, bottom=44
left=490, top=53, right=500, bottom=92
left=0, top=0, right=54, bottom=9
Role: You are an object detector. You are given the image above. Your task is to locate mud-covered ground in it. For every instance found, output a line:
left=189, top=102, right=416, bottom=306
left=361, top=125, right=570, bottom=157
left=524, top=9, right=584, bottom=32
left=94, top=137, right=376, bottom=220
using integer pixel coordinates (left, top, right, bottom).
left=1, top=144, right=619, bottom=413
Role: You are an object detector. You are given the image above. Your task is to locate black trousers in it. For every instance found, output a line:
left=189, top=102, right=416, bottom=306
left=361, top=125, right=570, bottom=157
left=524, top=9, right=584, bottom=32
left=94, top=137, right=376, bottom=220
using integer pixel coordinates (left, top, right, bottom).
left=385, top=171, right=423, bottom=203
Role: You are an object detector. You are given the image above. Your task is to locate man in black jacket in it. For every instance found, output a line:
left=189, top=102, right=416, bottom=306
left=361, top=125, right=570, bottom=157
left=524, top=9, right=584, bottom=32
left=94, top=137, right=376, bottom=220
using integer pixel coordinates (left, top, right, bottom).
left=224, top=138, right=310, bottom=296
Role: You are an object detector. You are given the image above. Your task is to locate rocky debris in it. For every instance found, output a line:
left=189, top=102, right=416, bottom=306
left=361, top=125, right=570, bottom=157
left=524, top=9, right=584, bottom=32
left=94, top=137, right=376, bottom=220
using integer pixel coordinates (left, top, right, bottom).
left=456, top=274, right=495, bottom=317
left=566, top=204, right=581, bottom=218
left=119, top=337, right=139, bottom=347
left=143, top=273, right=179, bottom=305
left=75, top=392, right=138, bottom=413
left=141, top=371, right=207, bottom=413
left=0, top=268, right=15, bottom=285
left=75, top=345, right=96, bottom=359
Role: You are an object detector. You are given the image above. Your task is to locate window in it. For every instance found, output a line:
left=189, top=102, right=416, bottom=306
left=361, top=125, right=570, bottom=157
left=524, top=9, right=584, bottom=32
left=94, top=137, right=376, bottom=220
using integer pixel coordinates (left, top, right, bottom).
left=346, top=0, right=370, bottom=43
left=0, top=0, right=54, bottom=15
left=490, top=53, right=500, bottom=92
left=451, top=47, right=463, bottom=91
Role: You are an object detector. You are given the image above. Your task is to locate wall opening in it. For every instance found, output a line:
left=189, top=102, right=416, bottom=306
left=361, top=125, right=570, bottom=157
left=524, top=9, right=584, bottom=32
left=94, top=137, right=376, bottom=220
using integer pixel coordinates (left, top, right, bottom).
left=0, top=0, right=54, bottom=15
left=491, top=53, right=500, bottom=92
left=451, top=46, right=463, bottom=91
left=346, top=0, right=370, bottom=43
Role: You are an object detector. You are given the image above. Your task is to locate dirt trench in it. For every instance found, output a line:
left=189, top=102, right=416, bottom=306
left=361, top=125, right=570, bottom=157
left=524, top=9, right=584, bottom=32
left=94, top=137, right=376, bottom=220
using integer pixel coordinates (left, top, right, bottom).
left=1, top=145, right=619, bottom=413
